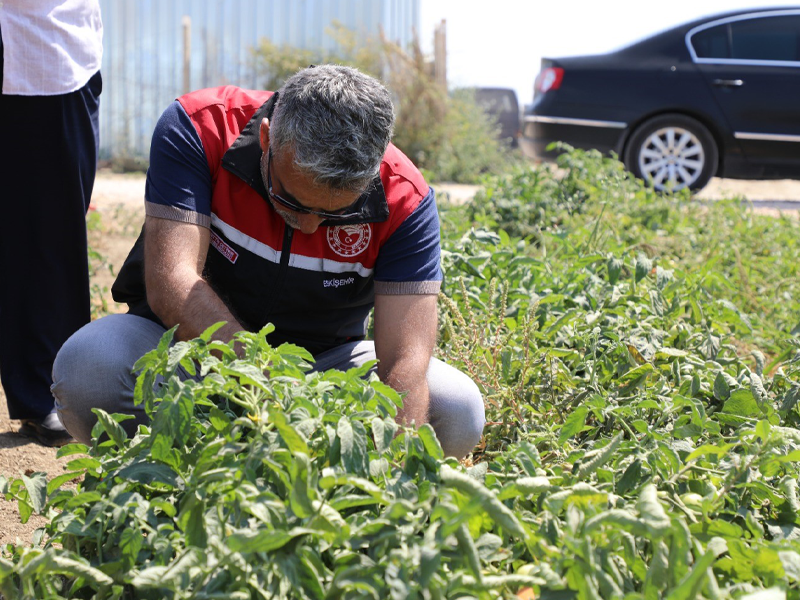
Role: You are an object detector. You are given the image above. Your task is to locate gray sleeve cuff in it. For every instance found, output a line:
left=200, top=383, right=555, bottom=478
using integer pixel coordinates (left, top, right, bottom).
left=374, top=281, right=442, bottom=295
left=145, top=201, right=211, bottom=228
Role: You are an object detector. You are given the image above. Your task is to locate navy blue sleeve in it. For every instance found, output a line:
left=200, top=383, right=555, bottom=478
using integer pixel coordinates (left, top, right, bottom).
left=374, top=188, right=443, bottom=294
left=144, top=100, right=212, bottom=227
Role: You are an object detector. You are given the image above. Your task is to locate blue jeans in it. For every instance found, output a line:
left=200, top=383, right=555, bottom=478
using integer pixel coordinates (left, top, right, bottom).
left=52, top=314, right=485, bottom=458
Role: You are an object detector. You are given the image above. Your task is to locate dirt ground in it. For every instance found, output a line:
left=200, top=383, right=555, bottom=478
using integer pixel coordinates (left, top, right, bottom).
left=1, top=171, right=799, bottom=547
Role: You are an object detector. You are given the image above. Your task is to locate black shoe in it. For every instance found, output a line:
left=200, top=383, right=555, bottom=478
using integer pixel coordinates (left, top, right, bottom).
left=18, top=411, right=74, bottom=448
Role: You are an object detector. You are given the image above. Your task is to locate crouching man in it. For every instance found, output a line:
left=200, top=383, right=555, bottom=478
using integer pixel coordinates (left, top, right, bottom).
left=52, top=65, right=485, bottom=458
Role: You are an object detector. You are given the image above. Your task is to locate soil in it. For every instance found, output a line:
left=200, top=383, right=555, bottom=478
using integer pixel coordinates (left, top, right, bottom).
left=0, top=171, right=798, bottom=547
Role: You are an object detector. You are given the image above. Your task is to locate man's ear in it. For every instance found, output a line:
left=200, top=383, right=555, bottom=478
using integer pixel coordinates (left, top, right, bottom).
left=259, top=118, right=270, bottom=152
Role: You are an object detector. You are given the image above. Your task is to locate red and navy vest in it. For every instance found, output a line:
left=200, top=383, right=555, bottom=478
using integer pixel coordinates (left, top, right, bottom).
left=112, top=86, right=441, bottom=355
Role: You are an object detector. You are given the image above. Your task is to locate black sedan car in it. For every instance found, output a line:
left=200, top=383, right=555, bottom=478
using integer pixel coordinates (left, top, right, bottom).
left=520, top=7, right=800, bottom=191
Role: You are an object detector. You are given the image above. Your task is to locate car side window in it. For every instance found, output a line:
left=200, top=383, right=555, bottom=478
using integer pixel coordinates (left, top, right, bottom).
left=730, top=16, right=800, bottom=62
left=692, top=24, right=731, bottom=59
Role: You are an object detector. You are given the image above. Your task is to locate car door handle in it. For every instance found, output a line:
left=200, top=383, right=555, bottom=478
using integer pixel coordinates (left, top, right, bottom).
left=712, top=79, right=744, bottom=87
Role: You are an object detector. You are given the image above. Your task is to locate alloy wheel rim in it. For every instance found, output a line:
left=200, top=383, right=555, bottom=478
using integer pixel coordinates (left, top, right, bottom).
left=638, top=126, right=705, bottom=191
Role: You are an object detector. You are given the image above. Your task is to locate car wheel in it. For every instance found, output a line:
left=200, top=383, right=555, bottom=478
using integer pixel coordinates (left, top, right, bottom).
left=624, top=114, right=718, bottom=192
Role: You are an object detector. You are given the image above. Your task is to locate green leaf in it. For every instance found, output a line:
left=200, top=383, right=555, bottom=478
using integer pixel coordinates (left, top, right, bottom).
left=618, top=363, right=655, bottom=384
left=208, top=405, right=230, bottom=431
left=664, top=549, right=718, bottom=600
left=119, top=527, right=144, bottom=567
left=117, top=462, right=179, bottom=488
left=269, top=408, right=310, bottom=456
left=338, top=417, right=369, bottom=476
left=656, top=348, right=689, bottom=359
left=91, top=408, right=128, bottom=448
left=752, top=350, right=766, bottom=377
left=372, top=417, right=397, bottom=454
left=150, top=392, right=194, bottom=454
left=750, top=373, right=769, bottom=408
left=607, top=255, right=623, bottom=285
left=41, top=551, right=114, bottom=587
left=290, top=458, right=314, bottom=519
left=644, top=541, right=670, bottom=594
left=66, top=457, right=102, bottom=472
left=440, top=465, right=525, bottom=538
left=685, top=443, right=734, bottom=462
left=455, top=523, right=483, bottom=585
left=417, top=424, right=444, bottom=460
left=779, top=385, right=800, bottom=413
left=177, top=494, right=207, bottom=548
left=20, top=472, right=47, bottom=514
left=199, top=321, right=227, bottom=342
left=167, top=341, right=193, bottom=373
left=419, top=546, right=441, bottom=589
left=56, top=443, right=90, bottom=458
left=722, top=389, right=761, bottom=418
left=545, top=309, right=578, bottom=336
left=577, top=432, right=623, bottom=480
left=635, top=254, right=653, bottom=283
left=131, top=566, right=170, bottom=588
left=713, top=372, right=731, bottom=401
left=615, top=458, right=642, bottom=496
left=227, top=528, right=310, bottom=553
left=157, top=325, right=178, bottom=354
left=559, top=406, right=588, bottom=444
left=47, top=471, right=83, bottom=495
left=498, top=476, right=553, bottom=500
left=636, top=484, right=671, bottom=537
left=17, top=498, right=33, bottom=523
left=220, top=361, right=271, bottom=392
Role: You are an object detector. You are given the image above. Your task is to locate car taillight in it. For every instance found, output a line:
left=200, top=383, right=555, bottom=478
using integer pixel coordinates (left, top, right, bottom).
left=535, top=67, right=564, bottom=93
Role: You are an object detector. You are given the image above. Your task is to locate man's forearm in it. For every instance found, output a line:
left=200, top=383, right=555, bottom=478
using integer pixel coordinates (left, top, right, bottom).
left=380, top=360, right=431, bottom=426
left=143, top=217, right=244, bottom=344
left=395, top=382, right=430, bottom=427
left=373, top=293, right=438, bottom=428
left=148, top=273, right=244, bottom=343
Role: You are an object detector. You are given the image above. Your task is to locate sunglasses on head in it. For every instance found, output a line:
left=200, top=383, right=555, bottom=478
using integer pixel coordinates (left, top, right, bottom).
left=266, top=150, right=362, bottom=221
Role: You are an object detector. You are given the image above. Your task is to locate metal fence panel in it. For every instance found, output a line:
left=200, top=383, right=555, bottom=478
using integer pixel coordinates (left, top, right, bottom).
left=98, top=0, right=420, bottom=160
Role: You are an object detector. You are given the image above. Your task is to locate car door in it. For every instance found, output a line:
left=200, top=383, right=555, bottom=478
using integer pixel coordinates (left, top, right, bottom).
left=688, top=11, right=800, bottom=175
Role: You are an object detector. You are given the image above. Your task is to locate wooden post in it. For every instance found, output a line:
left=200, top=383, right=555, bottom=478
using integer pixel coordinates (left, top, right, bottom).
left=182, top=16, right=192, bottom=94
left=434, top=19, right=447, bottom=89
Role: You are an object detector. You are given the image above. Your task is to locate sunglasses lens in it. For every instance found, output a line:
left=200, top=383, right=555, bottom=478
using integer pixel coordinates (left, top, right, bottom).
left=267, top=152, right=360, bottom=220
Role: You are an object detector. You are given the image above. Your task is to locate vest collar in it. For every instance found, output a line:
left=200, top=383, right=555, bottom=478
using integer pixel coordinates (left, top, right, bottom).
left=221, top=93, right=389, bottom=225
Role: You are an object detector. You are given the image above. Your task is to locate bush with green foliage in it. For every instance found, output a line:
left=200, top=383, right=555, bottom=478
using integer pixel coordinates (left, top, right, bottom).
left=4, top=149, right=800, bottom=598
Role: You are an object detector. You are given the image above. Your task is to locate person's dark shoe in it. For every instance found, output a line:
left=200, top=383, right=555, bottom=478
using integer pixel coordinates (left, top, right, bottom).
left=18, top=410, right=74, bottom=447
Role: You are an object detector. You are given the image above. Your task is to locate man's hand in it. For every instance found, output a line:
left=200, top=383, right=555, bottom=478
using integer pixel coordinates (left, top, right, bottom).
left=374, top=293, right=438, bottom=427
left=144, top=216, right=244, bottom=344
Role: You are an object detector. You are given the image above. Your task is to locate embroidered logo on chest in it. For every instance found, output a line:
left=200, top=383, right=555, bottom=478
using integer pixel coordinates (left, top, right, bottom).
left=210, top=231, right=239, bottom=264
left=327, top=224, right=371, bottom=257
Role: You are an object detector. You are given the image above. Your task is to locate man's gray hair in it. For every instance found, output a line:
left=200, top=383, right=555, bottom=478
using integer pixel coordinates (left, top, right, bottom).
left=270, top=65, right=395, bottom=193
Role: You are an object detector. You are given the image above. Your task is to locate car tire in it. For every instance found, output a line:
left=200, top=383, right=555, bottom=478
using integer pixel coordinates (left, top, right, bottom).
left=623, top=113, right=718, bottom=193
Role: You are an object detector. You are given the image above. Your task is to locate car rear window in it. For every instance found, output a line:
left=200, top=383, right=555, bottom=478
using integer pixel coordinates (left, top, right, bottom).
left=692, top=15, right=800, bottom=62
